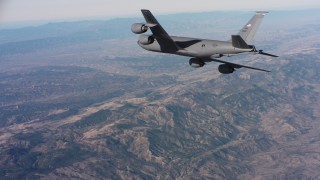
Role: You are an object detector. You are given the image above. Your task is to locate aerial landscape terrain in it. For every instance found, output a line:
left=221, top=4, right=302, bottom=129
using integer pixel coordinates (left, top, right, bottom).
left=0, top=9, right=320, bottom=179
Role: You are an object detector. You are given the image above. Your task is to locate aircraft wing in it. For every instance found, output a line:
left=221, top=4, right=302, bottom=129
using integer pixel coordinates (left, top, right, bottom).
left=141, top=9, right=180, bottom=52
left=210, top=59, right=270, bottom=72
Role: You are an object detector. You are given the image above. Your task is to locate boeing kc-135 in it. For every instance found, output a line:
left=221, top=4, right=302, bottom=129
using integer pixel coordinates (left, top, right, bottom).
left=131, top=9, right=278, bottom=74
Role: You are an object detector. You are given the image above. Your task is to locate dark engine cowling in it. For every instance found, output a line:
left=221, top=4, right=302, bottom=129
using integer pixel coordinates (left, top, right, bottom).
left=189, top=58, right=205, bottom=68
left=218, top=64, right=235, bottom=74
left=138, top=35, right=155, bottom=45
left=131, top=23, right=148, bottom=34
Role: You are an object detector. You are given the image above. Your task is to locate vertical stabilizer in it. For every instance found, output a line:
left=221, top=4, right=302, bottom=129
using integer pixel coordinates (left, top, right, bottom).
left=238, top=11, right=268, bottom=45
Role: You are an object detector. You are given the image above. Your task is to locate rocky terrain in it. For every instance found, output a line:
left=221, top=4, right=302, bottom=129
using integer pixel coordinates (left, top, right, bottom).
left=0, top=10, right=320, bottom=179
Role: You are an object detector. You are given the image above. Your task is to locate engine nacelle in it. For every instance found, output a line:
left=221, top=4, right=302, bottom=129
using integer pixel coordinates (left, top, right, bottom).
left=218, top=64, right=235, bottom=74
left=131, top=23, right=148, bottom=34
left=189, top=58, right=205, bottom=68
left=138, top=35, right=155, bottom=45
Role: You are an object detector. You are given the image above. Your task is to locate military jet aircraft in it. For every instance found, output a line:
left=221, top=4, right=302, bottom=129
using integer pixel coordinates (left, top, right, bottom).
left=131, top=9, right=278, bottom=74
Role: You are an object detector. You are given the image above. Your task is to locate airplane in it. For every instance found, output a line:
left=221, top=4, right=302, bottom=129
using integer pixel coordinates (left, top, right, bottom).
left=131, top=9, right=278, bottom=74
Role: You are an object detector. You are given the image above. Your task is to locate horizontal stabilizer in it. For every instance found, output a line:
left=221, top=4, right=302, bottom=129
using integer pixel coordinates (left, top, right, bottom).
left=258, top=50, right=279, bottom=57
left=252, top=46, right=279, bottom=57
left=232, top=35, right=250, bottom=49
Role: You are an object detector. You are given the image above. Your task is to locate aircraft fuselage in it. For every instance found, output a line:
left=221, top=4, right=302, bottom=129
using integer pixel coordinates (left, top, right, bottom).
left=138, top=35, right=253, bottom=59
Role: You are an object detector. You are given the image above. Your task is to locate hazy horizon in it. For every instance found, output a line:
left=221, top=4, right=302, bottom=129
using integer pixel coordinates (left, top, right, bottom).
left=1, top=7, right=319, bottom=30
left=1, top=0, right=320, bottom=24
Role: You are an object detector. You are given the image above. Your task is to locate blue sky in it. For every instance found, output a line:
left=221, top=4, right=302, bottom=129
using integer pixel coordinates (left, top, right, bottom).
left=1, top=0, right=320, bottom=23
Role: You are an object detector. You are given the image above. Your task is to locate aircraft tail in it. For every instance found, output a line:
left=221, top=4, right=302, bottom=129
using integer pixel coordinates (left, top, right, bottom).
left=238, top=11, right=268, bottom=45
left=231, top=35, right=250, bottom=49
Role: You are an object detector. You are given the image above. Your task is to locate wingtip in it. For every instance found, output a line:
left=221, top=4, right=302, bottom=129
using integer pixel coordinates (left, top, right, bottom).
left=260, top=69, right=271, bottom=73
left=256, top=11, right=269, bottom=15
left=259, top=68, right=271, bottom=73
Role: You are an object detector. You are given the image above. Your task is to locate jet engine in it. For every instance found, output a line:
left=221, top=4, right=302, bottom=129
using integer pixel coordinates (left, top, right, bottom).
left=218, top=64, right=235, bottom=74
left=189, top=58, right=205, bottom=68
left=138, top=35, right=155, bottom=45
left=131, top=23, right=148, bottom=34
